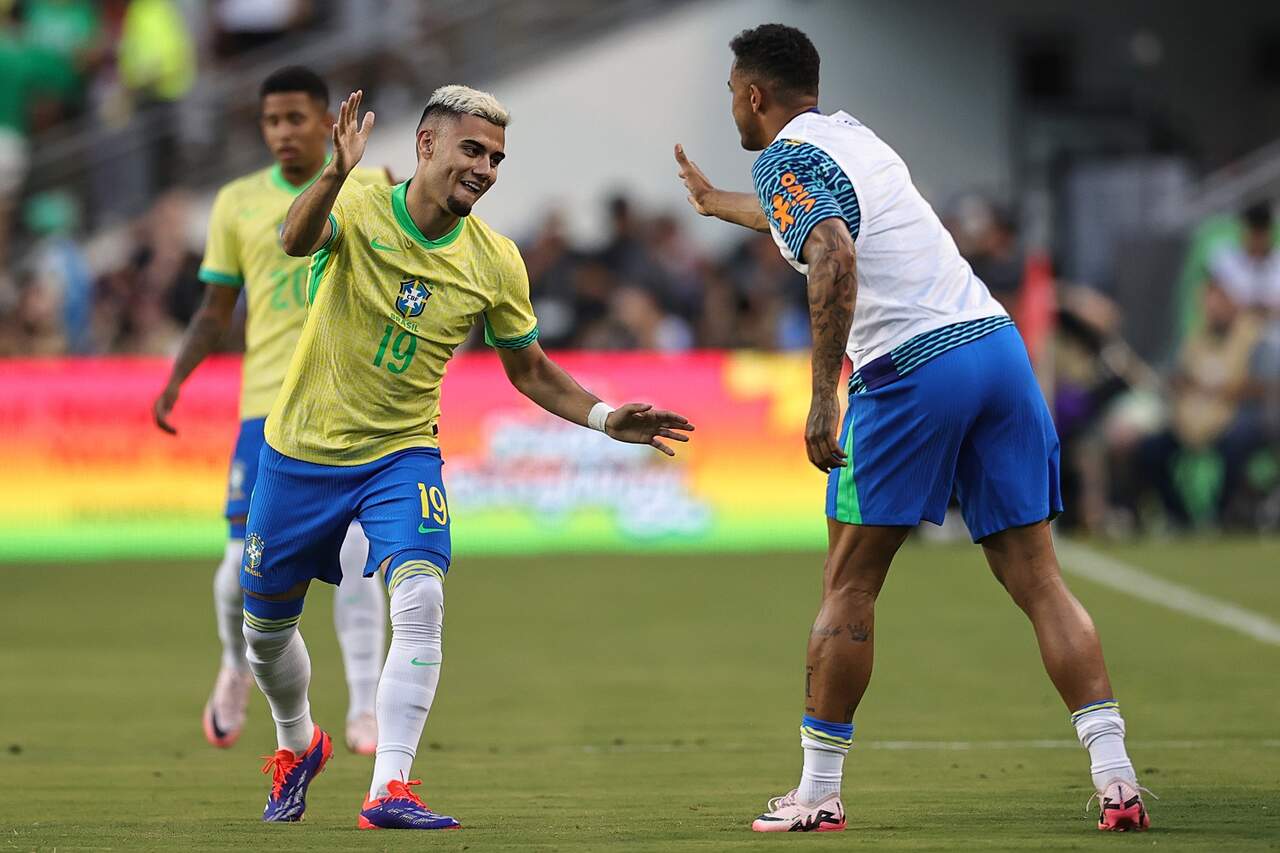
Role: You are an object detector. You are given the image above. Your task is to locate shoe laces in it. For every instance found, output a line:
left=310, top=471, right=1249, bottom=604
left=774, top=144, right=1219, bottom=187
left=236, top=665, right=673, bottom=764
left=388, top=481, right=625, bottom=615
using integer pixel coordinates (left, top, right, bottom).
left=766, top=789, right=800, bottom=812
left=385, top=778, right=428, bottom=808
left=1084, top=782, right=1160, bottom=814
left=260, top=749, right=302, bottom=799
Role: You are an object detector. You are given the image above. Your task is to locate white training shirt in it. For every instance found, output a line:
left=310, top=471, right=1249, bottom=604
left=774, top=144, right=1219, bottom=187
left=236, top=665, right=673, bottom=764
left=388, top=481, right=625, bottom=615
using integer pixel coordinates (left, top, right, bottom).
left=751, top=110, right=1007, bottom=370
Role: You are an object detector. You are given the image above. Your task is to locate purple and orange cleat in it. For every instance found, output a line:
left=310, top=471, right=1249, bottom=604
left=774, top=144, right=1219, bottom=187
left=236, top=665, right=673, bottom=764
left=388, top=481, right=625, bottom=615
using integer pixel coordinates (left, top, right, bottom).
left=751, top=789, right=846, bottom=833
left=358, top=779, right=461, bottom=830
left=1094, top=778, right=1152, bottom=832
left=259, top=726, right=333, bottom=822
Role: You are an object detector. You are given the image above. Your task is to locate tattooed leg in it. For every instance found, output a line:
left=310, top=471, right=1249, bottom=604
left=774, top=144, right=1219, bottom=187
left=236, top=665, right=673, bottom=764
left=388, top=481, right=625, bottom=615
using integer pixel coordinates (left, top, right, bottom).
left=805, top=520, right=910, bottom=722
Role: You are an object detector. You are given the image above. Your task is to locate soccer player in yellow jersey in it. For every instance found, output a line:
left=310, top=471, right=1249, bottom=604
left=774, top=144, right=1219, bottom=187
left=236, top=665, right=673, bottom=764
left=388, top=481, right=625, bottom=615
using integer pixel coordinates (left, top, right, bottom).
left=152, top=67, right=390, bottom=756
left=238, top=84, right=694, bottom=829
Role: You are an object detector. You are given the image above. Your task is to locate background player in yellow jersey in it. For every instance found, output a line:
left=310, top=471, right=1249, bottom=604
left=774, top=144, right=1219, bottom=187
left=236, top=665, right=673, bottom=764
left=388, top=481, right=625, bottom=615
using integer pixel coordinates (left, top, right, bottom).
left=151, top=67, right=390, bottom=756
left=239, top=84, right=694, bottom=829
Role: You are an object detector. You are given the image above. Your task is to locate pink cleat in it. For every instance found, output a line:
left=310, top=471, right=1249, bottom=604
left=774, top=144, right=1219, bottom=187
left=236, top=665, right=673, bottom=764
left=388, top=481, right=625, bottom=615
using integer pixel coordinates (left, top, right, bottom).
left=1094, top=778, right=1152, bottom=832
left=751, top=789, right=846, bottom=833
left=346, top=712, right=378, bottom=755
left=202, top=667, right=253, bottom=748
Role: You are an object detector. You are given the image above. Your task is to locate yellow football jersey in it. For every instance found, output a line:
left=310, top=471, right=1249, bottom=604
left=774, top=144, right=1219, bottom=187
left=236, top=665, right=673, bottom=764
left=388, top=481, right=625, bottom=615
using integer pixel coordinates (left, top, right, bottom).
left=198, top=161, right=387, bottom=420
left=264, top=179, right=539, bottom=465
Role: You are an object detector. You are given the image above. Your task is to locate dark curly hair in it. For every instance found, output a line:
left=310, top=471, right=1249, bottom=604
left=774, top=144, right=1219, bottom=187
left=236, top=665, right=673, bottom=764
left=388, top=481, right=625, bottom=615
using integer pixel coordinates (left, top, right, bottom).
left=259, top=66, right=329, bottom=105
left=729, top=23, right=819, bottom=97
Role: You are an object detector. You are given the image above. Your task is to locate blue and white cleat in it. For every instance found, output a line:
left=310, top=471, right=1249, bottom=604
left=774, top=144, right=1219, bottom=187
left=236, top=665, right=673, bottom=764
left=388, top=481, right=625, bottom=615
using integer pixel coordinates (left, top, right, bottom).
left=358, top=779, right=461, bottom=830
left=259, top=726, right=333, bottom=822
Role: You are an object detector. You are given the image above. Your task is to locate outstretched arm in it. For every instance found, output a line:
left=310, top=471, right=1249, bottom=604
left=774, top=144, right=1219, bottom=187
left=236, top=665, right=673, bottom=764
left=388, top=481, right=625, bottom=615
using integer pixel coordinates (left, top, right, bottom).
left=497, top=342, right=695, bottom=456
left=280, top=89, right=374, bottom=257
left=674, top=144, right=769, bottom=233
left=800, top=218, right=857, bottom=473
left=153, top=284, right=240, bottom=434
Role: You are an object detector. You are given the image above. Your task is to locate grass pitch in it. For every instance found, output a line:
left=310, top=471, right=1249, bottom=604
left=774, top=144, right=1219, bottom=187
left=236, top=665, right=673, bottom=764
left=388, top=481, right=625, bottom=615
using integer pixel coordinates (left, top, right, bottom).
left=1, top=539, right=1278, bottom=851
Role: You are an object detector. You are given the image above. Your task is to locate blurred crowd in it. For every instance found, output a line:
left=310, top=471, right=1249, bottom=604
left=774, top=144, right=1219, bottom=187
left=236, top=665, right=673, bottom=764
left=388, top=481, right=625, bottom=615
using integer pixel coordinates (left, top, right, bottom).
left=1050, top=202, right=1280, bottom=536
left=0, top=0, right=332, bottom=275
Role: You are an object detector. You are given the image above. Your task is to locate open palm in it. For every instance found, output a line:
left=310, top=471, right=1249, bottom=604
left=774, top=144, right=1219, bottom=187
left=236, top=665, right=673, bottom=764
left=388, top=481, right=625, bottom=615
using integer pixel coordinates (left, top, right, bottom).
left=332, top=89, right=374, bottom=176
left=605, top=403, right=695, bottom=457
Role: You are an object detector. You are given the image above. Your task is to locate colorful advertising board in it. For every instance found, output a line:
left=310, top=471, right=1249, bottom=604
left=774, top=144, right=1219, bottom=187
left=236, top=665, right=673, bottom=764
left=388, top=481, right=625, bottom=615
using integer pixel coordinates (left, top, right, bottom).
left=0, top=353, right=831, bottom=561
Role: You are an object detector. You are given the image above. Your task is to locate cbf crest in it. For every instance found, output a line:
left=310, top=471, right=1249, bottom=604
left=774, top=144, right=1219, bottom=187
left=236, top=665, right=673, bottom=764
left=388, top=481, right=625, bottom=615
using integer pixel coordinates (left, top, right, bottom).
left=396, top=279, right=432, bottom=318
left=244, top=533, right=265, bottom=576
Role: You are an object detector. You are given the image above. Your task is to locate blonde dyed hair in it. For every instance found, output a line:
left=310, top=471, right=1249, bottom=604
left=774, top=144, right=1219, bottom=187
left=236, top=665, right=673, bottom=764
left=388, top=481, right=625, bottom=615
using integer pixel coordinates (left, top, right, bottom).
left=420, top=84, right=510, bottom=128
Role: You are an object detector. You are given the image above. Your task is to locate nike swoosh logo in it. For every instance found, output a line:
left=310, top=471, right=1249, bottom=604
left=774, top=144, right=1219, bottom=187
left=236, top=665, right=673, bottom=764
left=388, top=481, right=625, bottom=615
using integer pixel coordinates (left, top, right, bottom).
left=417, top=523, right=445, bottom=533
left=410, top=658, right=440, bottom=667
left=371, top=237, right=400, bottom=252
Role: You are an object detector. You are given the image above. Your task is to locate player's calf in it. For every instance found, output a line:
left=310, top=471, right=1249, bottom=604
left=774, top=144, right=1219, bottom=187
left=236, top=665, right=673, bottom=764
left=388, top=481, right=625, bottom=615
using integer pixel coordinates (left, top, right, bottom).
left=241, top=593, right=316, bottom=755
left=367, top=559, right=447, bottom=809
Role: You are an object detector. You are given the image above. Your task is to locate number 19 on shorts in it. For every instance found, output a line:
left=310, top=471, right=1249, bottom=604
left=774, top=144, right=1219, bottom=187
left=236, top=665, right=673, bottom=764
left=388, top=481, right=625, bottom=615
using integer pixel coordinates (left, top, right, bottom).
left=418, top=482, right=448, bottom=527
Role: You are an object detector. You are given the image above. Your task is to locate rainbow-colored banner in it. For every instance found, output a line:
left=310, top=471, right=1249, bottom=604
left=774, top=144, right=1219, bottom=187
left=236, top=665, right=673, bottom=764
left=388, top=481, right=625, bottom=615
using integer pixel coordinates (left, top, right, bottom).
left=0, top=353, right=830, bottom=561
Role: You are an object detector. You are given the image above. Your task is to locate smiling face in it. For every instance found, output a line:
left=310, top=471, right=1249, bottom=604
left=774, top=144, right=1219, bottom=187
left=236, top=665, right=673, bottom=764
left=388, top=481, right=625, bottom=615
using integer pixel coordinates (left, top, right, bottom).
left=417, top=113, right=506, bottom=217
left=260, top=91, right=333, bottom=175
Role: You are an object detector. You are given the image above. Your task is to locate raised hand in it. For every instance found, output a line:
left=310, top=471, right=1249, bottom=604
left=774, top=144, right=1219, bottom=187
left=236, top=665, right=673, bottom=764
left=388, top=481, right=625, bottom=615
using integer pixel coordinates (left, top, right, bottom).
left=674, top=144, right=716, bottom=216
left=605, top=403, right=695, bottom=457
left=332, top=90, right=375, bottom=176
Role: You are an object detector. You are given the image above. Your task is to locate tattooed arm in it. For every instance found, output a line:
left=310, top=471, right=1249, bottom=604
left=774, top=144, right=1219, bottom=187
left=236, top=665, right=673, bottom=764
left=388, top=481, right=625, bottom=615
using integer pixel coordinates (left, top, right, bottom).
left=801, top=218, right=857, bottom=473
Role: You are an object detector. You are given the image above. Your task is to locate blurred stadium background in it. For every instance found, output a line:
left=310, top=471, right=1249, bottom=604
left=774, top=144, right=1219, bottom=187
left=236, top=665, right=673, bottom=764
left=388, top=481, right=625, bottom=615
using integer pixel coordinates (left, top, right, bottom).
left=1, top=0, right=1278, bottom=850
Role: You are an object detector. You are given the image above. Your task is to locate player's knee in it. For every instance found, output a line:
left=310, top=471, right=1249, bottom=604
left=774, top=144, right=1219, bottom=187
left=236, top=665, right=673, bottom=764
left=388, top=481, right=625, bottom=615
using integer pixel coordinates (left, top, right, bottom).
left=241, top=592, right=306, bottom=659
left=997, top=565, right=1062, bottom=612
left=822, top=553, right=889, bottom=604
left=388, top=571, right=443, bottom=644
left=823, top=526, right=905, bottom=600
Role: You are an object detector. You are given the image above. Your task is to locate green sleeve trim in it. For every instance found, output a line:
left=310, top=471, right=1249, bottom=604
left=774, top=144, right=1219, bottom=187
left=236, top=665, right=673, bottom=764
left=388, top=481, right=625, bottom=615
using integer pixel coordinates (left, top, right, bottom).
left=318, top=213, right=339, bottom=252
left=307, top=246, right=333, bottom=305
left=198, top=268, right=243, bottom=287
left=483, top=318, right=540, bottom=349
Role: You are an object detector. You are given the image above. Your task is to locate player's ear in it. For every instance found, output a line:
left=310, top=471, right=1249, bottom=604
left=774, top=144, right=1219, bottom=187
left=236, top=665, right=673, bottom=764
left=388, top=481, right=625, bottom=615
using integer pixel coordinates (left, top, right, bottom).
left=749, top=83, right=764, bottom=115
left=417, top=127, right=434, bottom=161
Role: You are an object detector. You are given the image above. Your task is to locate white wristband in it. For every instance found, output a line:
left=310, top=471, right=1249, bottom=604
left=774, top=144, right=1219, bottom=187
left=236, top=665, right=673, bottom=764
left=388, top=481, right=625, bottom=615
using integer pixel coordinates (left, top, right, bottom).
left=587, top=401, right=614, bottom=432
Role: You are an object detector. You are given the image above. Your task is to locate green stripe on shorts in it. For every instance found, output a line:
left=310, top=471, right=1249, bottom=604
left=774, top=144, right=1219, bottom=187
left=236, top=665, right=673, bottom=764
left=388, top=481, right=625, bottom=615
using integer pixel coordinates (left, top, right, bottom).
left=835, top=407, right=862, bottom=524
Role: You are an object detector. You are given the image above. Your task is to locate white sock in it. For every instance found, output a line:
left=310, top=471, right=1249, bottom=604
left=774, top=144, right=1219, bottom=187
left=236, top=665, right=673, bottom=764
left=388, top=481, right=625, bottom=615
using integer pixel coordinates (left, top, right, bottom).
left=243, top=621, right=315, bottom=754
left=334, top=523, right=385, bottom=720
left=369, top=573, right=444, bottom=799
left=213, top=539, right=248, bottom=671
left=1072, top=703, right=1137, bottom=792
left=797, top=736, right=846, bottom=805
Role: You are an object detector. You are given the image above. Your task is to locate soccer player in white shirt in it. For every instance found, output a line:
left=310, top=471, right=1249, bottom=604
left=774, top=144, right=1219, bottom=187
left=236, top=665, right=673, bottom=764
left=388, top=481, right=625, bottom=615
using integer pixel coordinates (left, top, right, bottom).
left=676, top=23, right=1149, bottom=835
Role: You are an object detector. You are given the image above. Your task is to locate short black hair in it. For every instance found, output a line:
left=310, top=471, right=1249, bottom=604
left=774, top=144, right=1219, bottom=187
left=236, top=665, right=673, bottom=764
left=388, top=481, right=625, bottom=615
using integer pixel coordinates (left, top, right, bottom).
left=730, top=23, right=820, bottom=97
left=1243, top=201, right=1273, bottom=232
left=260, top=66, right=329, bottom=105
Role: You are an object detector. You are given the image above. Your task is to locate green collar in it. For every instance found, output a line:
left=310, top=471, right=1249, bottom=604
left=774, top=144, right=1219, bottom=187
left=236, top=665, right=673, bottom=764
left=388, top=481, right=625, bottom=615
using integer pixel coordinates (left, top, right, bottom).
left=270, top=154, right=332, bottom=196
left=392, top=180, right=464, bottom=249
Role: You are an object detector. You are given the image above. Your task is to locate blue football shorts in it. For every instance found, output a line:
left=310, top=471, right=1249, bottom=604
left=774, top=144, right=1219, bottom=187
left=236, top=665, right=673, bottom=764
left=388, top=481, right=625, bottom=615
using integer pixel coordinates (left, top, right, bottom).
left=826, top=321, right=1062, bottom=542
left=240, top=445, right=452, bottom=595
left=224, top=418, right=266, bottom=537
